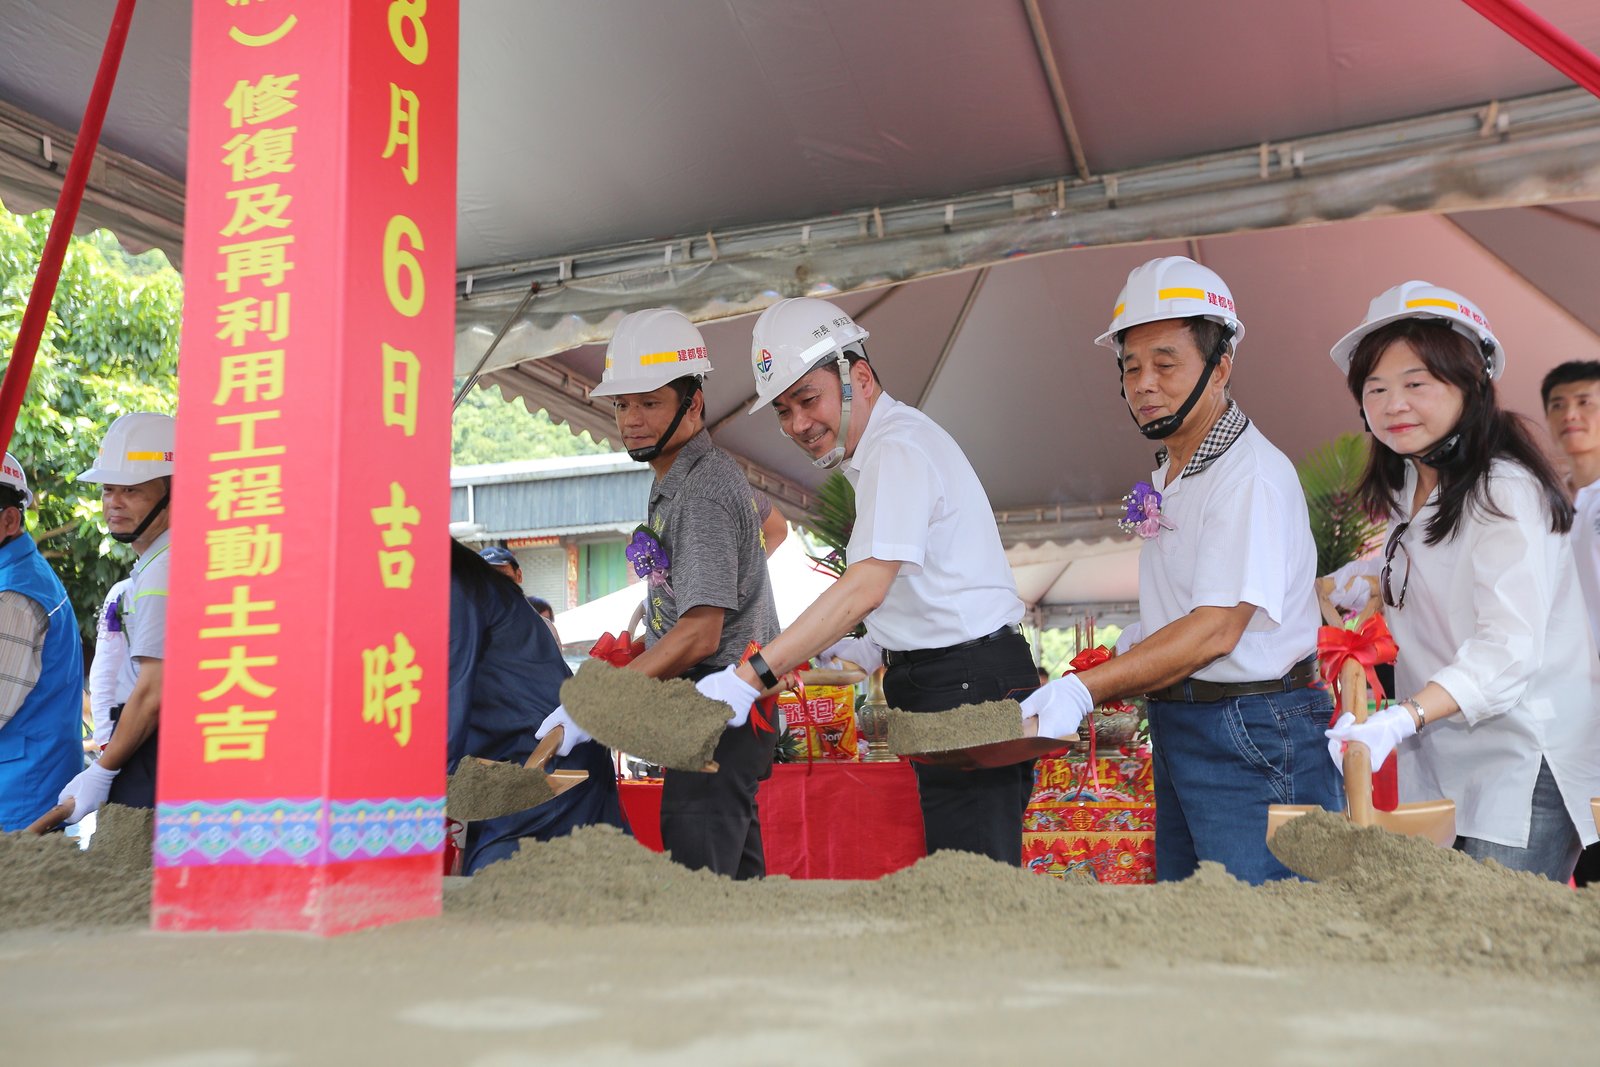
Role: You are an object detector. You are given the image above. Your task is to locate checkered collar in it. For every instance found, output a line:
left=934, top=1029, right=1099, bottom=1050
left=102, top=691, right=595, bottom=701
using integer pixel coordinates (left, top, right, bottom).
left=1155, top=401, right=1250, bottom=481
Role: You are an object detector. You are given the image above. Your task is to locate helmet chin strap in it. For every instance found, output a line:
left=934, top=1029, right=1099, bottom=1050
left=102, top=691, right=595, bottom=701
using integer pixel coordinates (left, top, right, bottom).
left=812, top=353, right=853, bottom=470
left=778, top=352, right=854, bottom=469
left=626, top=392, right=696, bottom=463
left=1119, top=336, right=1227, bottom=441
left=1361, top=344, right=1492, bottom=468
left=112, top=490, right=170, bottom=545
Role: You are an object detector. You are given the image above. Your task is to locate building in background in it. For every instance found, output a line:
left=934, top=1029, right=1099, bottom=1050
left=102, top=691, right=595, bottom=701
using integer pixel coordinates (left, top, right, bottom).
left=450, top=453, right=649, bottom=616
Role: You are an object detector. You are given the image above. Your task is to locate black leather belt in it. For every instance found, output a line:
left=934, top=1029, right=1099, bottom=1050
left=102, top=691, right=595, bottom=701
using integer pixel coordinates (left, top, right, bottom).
left=881, top=625, right=1021, bottom=669
left=1146, top=655, right=1318, bottom=704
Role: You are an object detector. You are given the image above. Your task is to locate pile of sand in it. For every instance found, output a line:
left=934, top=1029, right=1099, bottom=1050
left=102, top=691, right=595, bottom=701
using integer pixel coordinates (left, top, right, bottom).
left=562, top=661, right=727, bottom=770
left=448, top=813, right=1600, bottom=982
left=887, top=700, right=1023, bottom=755
left=0, top=805, right=152, bottom=930
left=447, top=758, right=555, bottom=821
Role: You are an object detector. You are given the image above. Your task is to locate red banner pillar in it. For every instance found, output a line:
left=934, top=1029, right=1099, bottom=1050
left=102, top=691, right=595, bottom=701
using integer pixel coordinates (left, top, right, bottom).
left=152, top=0, right=458, bottom=935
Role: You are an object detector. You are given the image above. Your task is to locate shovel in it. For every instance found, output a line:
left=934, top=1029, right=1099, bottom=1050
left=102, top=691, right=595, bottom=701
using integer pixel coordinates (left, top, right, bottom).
left=520, top=724, right=592, bottom=794
left=1266, top=580, right=1454, bottom=846
left=26, top=799, right=76, bottom=835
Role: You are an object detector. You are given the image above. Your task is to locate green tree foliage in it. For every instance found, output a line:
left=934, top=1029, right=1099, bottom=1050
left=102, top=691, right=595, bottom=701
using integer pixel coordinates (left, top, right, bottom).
left=451, top=385, right=611, bottom=465
left=0, top=201, right=180, bottom=641
left=1297, top=433, right=1385, bottom=575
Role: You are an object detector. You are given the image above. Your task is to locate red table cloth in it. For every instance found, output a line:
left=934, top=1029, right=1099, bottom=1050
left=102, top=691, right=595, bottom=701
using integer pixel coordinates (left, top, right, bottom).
left=618, top=760, right=925, bottom=880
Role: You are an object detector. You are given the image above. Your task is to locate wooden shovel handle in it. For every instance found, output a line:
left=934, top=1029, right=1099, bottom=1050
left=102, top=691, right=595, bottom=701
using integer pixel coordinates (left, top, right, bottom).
left=526, top=725, right=563, bottom=771
left=26, top=800, right=74, bottom=835
left=1343, top=740, right=1375, bottom=828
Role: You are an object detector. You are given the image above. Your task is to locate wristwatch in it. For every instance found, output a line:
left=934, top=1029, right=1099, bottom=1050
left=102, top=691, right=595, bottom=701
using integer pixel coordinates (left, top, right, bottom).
left=1401, top=698, right=1426, bottom=733
left=747, top=650, right=780, bottom=690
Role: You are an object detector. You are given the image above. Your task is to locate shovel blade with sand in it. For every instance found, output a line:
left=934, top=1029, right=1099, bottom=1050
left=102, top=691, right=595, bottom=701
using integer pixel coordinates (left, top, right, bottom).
left=888, top=699, right=1076, bottom=770
left=445, top=729, right=590, bottom=824
left=1267, top=578, right=1455, bottom=846
left=561, top=660, right=728, bottom=773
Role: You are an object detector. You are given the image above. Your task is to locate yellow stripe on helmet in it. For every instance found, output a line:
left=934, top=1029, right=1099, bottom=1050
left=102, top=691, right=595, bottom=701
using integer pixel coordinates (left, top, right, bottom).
left=126, top=451, right=170, bottom=461
left=1404, top=298, right=1461, bottom=312
left=1157, top=287, right=1206, bottom=301
left=638, top=350, right=681, bottom=366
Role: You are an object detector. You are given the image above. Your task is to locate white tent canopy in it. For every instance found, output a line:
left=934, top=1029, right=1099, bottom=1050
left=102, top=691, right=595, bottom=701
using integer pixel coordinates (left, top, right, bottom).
left=6, top=0, right=1600, bottom=612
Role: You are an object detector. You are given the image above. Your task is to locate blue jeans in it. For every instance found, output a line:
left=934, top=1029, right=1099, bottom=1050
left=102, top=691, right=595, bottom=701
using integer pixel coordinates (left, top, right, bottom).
left=1455, top=758, right=1582, bottom=883
left=1147, top=686, right=1341, bottom=885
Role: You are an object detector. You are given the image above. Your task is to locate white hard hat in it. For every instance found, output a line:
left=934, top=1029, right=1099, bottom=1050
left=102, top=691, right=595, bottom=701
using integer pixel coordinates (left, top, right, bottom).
left=589, top=309, right=713, bottom=398
left=1094, top=256, right=1245, bottom=353
left=78, top=411, right=176, bottom=484
left=1329, top=281, right=1503, bottom=379
left=746, top=297, right=870, bottom=414
left=0, top=452, right=32, bottom=507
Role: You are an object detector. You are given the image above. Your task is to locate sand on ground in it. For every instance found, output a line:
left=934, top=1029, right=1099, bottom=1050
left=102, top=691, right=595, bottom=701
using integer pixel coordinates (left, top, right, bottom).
left=2, top=811, right=1597, bottom=1065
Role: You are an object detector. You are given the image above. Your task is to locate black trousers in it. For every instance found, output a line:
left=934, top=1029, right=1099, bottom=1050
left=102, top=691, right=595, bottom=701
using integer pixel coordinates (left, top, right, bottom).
left=883, top=631, right=1040, bottom=866
left=105, top=703, right=158, bottom=809
left=660, top=679, right=778, bottom=880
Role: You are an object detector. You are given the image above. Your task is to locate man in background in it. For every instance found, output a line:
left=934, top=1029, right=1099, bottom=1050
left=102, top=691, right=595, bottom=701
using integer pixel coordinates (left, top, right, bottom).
left=1542, top=360, right=1600, bottom=887
left=0, top=452, right=85, bottom=830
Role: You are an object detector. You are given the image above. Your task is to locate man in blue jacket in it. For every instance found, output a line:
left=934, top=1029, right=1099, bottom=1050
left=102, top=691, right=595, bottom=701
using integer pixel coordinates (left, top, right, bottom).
left=448, top=540, right=624, bottom=873
left=0, top=452, right=85, bottom=830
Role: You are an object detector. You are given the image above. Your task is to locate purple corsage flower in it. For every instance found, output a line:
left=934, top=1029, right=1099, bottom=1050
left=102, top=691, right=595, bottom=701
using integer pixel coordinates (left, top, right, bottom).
left=626, top=526, right=671, bottom=587
left=1118, top=481, right=1176, bottom=540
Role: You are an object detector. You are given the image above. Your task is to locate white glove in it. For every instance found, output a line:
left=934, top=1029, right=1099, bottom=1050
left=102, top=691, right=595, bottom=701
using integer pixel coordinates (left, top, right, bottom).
left=1020, top=673, right=1093, bottom=741
left=695, top=664, right=761, bottom=727
left=1325, top=705, right=1416, bottom=773
left=1114, top=623, right=1144, bottom=655
left=534, top=705, right=591, bottom=757
left=1326, top=559, right=1381, bottom=614
left=816, top=634, right=882, bottom=674
left=58, top=763, right=119, bottom=826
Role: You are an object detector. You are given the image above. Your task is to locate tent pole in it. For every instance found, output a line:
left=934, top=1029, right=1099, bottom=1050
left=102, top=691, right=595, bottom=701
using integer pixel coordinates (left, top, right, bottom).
left=0, top=0, right=138, bottom=456
left=1461, top=0, right=1600, bottom=99
left=452, top=282, right=540, bottom=411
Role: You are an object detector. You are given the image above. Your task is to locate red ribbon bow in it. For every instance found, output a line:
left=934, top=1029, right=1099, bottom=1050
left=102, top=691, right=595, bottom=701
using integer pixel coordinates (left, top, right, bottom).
left=1316, top=614, right=1397, bottom=711
left=588, top=631, right=645, bottom=667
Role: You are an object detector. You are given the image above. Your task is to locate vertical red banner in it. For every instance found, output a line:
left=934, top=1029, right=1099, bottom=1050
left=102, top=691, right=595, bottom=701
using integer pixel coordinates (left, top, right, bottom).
left=154, top=0, right=458, bottom=935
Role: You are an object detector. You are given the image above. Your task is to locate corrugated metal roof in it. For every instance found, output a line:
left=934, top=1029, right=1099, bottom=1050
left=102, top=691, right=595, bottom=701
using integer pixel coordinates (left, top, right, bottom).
left=450, top=455, right=651, bottom=536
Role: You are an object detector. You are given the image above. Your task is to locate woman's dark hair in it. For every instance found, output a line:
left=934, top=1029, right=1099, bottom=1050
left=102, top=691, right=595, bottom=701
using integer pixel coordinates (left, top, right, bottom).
left=1346, top=318, right=1572, bottom=544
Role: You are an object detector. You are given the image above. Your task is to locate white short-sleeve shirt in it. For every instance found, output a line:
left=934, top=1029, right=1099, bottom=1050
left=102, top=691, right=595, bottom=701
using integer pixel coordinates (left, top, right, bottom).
left=114, top=530, right=170, bottom=704
left=1569, top=480, right=1600, bottom=651
left=843, top=394, right=1023, bottom=651
left=1139, top=423, right=1321, bottom=683
left=1388, top=461, right=1600, bottom=848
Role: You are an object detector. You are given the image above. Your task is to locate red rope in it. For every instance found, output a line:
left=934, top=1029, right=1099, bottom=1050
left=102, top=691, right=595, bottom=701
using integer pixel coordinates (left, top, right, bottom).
left=1460, top=0, right=1600, bottom=98
left=0, top=0, right=139, bottom=456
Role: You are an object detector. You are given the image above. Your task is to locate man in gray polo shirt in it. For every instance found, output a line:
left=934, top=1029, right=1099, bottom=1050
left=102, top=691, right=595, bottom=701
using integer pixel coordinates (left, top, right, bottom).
left=538, top=308, right=779, bottom=878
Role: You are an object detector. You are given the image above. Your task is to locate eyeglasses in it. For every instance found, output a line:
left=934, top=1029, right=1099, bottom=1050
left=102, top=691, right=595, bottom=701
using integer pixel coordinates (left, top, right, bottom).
left=1381, top=520, right=1412, bottom=609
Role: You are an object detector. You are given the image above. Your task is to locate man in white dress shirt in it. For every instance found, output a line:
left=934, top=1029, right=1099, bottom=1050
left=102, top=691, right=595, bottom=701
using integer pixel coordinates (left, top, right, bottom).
left=691, top=296, right=1041, bottom=864
left=1541, top=360, right=1600, bottom=886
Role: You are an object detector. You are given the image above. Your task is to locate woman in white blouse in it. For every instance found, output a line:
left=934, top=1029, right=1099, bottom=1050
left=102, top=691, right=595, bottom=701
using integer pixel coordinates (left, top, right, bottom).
left=1326, top=281, right=1600, bottom=882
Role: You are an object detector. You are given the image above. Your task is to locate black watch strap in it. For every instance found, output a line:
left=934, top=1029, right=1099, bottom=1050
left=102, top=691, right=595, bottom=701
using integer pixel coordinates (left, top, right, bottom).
left=747, top=650, right=780, bottom=690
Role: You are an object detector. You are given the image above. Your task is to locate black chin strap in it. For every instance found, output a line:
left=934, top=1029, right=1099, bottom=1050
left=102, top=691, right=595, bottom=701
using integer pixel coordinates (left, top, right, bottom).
left=626, top=393, right=696, bottom=463
left=1119, top=335, right=1229, bottom=441
left=1357, top=344, right=1491, bottom=468
left=112, top=491, right=169, bottom=545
